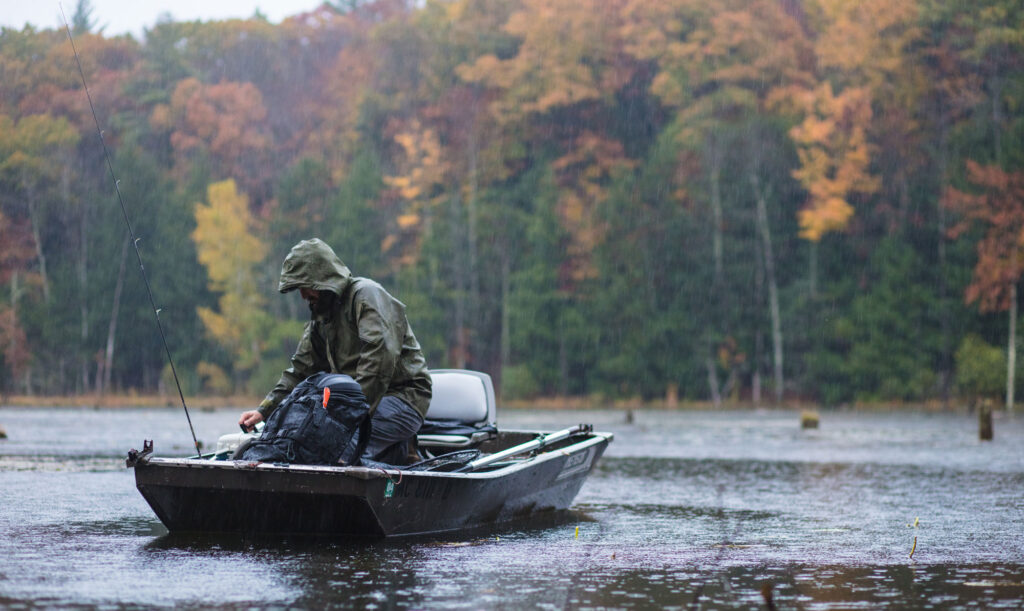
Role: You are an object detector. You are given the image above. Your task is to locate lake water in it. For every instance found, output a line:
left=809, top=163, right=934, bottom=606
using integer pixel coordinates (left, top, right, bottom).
left=1, top=406, right=1022, bottom=609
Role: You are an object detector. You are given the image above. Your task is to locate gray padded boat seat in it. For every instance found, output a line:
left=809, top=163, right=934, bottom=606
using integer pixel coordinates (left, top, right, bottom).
left=417, top=369, right=498, bottom=450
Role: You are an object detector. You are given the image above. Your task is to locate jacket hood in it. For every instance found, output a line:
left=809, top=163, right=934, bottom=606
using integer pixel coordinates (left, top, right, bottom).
left=277, top=239, right=352, bottom=295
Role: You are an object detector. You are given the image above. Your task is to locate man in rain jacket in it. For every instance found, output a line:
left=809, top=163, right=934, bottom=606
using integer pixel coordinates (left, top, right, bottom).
left=238, top=239, right=432, bottom=465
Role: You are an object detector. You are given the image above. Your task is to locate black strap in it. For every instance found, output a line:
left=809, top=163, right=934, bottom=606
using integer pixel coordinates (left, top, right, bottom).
left=351, top=415, right=373, bottom=465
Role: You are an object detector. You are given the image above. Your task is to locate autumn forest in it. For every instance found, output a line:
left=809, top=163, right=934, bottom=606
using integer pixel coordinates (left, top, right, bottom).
left=1, top=0, right=1022, bottom=407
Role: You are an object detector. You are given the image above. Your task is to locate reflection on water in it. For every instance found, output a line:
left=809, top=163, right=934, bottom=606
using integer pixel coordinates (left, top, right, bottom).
left=0, top=406, right=1022, bottom=608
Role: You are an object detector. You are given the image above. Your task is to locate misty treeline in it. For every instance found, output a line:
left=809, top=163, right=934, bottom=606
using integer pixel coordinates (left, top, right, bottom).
left=1, top=0, right=1022, bottom=406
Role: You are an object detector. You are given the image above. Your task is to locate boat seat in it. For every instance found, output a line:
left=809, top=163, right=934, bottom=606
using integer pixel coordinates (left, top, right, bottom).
left=417, top=369, right=497, bottom=452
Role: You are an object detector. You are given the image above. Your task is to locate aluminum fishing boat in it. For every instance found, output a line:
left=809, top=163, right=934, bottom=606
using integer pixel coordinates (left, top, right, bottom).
left=127, top=369, right=612, bottom=537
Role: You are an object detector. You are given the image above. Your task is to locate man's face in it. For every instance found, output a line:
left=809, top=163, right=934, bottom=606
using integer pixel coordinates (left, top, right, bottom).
left=299, top=287, right=319, bottom=308
left=300, top=287, right=334, bottom=317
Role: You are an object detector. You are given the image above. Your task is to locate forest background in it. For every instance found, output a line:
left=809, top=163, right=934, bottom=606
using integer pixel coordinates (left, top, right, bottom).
left=1, top=0, right=1023, bottom=409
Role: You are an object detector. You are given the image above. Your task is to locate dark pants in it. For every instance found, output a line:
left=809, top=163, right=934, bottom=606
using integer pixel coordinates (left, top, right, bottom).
left=351, top=396, right=423, bottom=465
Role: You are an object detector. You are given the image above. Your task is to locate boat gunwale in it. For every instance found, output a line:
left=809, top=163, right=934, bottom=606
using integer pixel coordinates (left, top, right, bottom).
left=135, top=430, right=614, bottom=481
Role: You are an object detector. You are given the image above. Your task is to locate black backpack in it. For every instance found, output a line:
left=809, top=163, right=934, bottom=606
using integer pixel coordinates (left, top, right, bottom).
left=240, top=373, right=371, bottom=466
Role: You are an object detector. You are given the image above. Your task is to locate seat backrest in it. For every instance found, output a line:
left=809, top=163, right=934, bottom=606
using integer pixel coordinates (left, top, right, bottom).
left=425, top=369, right=497, bottom=426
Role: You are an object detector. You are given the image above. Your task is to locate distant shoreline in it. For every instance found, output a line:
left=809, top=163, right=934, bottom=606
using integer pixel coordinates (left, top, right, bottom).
left=0, top=394, right=258, bottom=410
left=0, top=393, right=974, bottom=412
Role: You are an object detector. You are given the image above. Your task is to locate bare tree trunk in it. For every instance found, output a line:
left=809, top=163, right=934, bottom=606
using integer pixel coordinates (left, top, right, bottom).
left=75, top=169, right=90, bottom=393
left=499, top=251, right=510, bottom=393
left=706, top=137, right=725, bottom=406
left=709, top=138, right=724, bottom=284
left=809, top=240, right=818, bottom=299
left=1007, top=283, right=1017, bottom=411
left=992, top=75, right=1003, bottom=167
left=706, top=357, right=722, bottom=407
left=752, top=173, right=784, bottom=405
left=993, top=75, right=1013, bottom=411
left=754, top=226, right=765, bottom=406
left=558, top=313, right=568, bottom=397
left=8, top=272, right=20, bottom=393
left=937, top=122, right=953, bottom=406
left=102, top=235, right=131, bottom=395
left=466, top=127, right=481, bottom=364
left=752, top=370, right=761, bottom=406
left=450, top=193, right=467, bottom=369
left=23, top=183, right=50, bottom=303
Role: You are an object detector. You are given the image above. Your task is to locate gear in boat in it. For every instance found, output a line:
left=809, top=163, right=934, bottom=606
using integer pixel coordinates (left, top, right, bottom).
left=212, top=369, right=500, bottom=470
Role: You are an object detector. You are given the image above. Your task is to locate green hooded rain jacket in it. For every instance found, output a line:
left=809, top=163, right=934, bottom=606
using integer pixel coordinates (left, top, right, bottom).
left=258, top=239, right=432, bottom=419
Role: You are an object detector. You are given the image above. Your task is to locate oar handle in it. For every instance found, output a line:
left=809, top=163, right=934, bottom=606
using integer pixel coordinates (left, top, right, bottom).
left=461, top=424, right=591, bottom=472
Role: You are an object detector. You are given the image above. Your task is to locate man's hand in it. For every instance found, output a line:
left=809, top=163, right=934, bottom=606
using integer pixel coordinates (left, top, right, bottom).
left=239, top=410, right=264, bottom=433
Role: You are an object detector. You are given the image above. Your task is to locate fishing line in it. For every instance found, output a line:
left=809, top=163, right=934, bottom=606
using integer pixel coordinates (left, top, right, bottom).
left=60, top=4, right=202, bottom=458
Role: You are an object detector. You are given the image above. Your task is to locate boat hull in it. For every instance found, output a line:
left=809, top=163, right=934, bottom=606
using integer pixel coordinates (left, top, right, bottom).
left=132, top=431, right=611, bottom=537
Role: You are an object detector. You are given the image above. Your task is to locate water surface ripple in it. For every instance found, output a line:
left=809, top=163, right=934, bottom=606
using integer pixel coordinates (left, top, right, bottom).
left=1, top=406, right=1022, bottom=608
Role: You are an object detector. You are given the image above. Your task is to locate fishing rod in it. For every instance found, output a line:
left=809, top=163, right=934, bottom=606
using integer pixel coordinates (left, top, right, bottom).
left=60, top=5, right=202, bottom=458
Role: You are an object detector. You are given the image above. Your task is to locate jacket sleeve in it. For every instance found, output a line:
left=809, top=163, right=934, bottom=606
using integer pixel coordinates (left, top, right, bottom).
left=259, top=321, right=322, bottom=418
left=353, top=288, right=404, bottom=411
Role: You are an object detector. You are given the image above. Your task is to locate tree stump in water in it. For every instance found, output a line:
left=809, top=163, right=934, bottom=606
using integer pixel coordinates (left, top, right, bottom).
left=979, top=400, right=993, bottom=441
left=800, top=410, right=819, bottom=429
left=665, top=383, right=678, bottom=409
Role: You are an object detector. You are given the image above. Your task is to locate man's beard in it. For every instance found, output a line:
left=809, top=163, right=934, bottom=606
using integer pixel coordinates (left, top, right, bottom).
left=308, top=290, right=337, bottom=318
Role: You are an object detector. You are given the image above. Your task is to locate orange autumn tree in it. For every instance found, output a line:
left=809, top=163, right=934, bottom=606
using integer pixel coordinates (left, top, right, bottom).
left=0, top=113, right=81, bottom=303
left=0, top=110, right=81, bottom=389
left=792, top=0, right=920, bottom=296
left=154, top=78, right=272, bottom=196
left=0, top=211, right=34, bottom=388
left=458, top=0, right=637, bottom=285
left=945, top=161, right=1024, bottom=409
left=550, top=132, right=635, bottom=286
left=811, top=0, right=923, bottom=227
left=299, top=9, right=376, bottom=183
left=448, top=0, right=639, bottom=376
left=458, top=0, right=634, bottom=123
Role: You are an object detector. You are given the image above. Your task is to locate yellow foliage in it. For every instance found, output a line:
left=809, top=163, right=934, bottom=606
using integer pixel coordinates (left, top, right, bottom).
left=196, top=360, right=233, bottom=395
left=790, top=83, right=878, bottom=242
left=149, top=104, right=172, bottom=132
left=551, top=133, right=635, bottom=285
left=0, top=115, right=80, bottom=195
left=192, top=180, right=267, bottom=293
left=397, top=214, right=421, bottom=230
left=385, top=122, right=448, bottom=203
left=197, top=306, right=240, bottom=347
left=812, top=0, right=920, bottom=92
left=798, top=197, right=855, bottom=242
left=382, top=120, right=451, bottom=268
left=457, top=0, right=633, bottom=121
left=191, top=180, right=273, bottom=373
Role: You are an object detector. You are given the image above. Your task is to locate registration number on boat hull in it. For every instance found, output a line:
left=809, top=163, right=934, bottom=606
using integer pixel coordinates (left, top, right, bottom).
left=556, top=447, right=596, bottom=481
